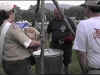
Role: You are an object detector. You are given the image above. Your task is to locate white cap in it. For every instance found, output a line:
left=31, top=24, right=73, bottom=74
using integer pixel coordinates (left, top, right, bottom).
left=0, top=3, right=14, bottom=11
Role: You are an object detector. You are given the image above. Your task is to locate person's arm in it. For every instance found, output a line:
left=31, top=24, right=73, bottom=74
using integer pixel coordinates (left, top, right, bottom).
left=76, top=51, right=88, bottom=73
left=10, top=24, right=40, bottom=51
left=73, top=21, right=88, bottom=73
left=29, top=40, right=40, bottom=49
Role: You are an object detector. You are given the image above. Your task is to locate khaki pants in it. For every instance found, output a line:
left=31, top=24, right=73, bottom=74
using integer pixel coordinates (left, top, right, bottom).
left=2, top=58, right=34, bottom=75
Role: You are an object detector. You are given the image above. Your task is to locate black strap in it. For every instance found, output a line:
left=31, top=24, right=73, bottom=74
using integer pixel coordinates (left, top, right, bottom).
left=67, top=18, right=76, bottom=34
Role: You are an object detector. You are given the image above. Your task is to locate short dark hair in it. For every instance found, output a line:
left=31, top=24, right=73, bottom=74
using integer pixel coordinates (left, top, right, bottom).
left=0, top=10, right=9, bottom=26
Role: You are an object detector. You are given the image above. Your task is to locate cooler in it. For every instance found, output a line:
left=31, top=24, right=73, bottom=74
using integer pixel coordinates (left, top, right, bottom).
left=33, top=48, right=64, bottom=75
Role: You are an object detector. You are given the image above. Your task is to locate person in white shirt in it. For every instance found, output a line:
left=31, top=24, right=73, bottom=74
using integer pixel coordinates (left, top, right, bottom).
left=73, top=0, right=100, bottom=74
left=0, top=3, right=40, bottom=75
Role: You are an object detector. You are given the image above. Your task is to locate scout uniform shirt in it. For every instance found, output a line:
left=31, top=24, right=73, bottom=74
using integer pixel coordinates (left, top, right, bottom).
left=2, top=21, right=32, bottom=61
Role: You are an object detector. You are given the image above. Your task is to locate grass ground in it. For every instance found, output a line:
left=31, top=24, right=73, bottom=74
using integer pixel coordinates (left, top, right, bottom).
left=69, top=51, right=82, bottom=74
left=0, top=51, right=82, bottom=75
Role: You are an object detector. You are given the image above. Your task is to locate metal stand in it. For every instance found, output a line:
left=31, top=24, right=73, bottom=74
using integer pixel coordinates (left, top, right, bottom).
left=34, top=0, right=76, bottom=74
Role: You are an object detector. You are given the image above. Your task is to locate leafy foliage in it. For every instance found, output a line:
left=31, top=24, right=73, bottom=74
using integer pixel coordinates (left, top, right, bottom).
left=15, top=5, right=85, bottom=27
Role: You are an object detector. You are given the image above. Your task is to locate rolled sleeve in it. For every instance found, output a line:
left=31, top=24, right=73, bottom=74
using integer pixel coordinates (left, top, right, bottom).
left=10, top=25, right=32, bottom=48
left=24, top=39, right=32, bottom=48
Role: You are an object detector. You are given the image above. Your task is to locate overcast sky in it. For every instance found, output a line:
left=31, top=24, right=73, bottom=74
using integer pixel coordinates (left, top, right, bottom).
left=0, top=1, right=85, bottom=10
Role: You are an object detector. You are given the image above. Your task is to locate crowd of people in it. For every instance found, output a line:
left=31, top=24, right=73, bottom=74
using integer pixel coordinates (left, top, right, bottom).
left=0, top=0, right=100, bottom=75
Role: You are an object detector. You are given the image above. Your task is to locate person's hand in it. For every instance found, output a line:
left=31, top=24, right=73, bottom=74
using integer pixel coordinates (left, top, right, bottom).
left=32, top=40, right=40, bottom=47
left=29, top=40, right=40, bottom=51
